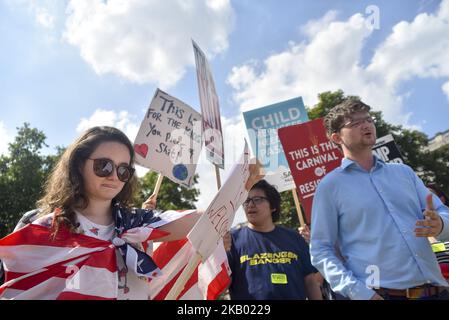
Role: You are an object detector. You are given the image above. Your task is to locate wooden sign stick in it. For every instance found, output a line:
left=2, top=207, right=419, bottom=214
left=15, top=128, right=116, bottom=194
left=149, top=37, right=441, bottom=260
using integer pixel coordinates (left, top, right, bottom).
left=165, top=253, right=202, bottom=300
left=292, top=188, right=306, bottom=227
left=215, top=164, right=222, bottom=190
left=153, top=173, right=164, bottom=198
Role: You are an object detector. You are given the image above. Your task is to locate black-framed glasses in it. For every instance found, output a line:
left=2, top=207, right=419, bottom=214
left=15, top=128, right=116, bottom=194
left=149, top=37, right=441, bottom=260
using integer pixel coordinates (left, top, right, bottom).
left=243, top=196, right=269, bottom=208
left=338, top=115, right=375, bottom=131
left=88, top=158, right=135, bottom=183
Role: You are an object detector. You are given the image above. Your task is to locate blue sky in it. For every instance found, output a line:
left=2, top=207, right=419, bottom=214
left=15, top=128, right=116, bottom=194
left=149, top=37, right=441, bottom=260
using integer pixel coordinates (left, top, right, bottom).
left=1, top=0, right=448, bottom=224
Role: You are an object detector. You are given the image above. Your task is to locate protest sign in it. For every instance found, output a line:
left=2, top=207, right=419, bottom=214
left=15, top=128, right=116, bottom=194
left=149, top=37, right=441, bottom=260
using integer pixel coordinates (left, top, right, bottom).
left=187, top=141, right=251, bottom=260
left=373, top=134, right=404, bottom=163
left=165, top=141, right=251, bottom=299
left=243, top=97, right=308, bottom=192
left=278, top=118, right=342, bottom=223
left=192, top=40, right=224, bottom=169
left=134, top=89, right=202, bottom=187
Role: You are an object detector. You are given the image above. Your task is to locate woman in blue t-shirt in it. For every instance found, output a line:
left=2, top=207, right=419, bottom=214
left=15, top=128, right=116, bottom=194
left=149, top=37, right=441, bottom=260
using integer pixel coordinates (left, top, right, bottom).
left=224, top=179, right=322, bottom=300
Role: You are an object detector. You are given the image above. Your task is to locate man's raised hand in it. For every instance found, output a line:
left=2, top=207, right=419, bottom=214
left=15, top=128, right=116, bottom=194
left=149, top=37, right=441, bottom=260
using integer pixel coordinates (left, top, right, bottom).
left=415, top=193, right=443, bottom=238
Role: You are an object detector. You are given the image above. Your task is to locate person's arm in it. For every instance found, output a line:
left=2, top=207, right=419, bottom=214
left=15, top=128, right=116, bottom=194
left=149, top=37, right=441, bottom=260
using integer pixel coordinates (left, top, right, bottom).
left=245, top=159, right=264, bottom=191
left=296, top=234, right=322, bottom=300
left=155, top=210, right=202, bottom=242
left=310, top=181, right=377, bottom=300
left=298, top=224, right=311, bottom=243
left=142, top=194, right=157, bottom=210
left=304, top=273, right=323, bottom=300
left=154, top=161, right=264, bottom=243
left=223, top=231, right=232, bottom=252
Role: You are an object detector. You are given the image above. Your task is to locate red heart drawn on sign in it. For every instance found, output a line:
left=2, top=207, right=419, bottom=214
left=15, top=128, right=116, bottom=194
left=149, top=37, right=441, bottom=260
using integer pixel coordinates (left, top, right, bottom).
left=134, top=143, right=148, bottom=158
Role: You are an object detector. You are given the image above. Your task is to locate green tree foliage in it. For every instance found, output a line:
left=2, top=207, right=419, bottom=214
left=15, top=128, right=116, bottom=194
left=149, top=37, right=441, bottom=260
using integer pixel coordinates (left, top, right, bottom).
left=307, top=90, right=360, bottom=120
left=133, top=171, right=200, bottom=210
left=418, top=145, right=449, bottom=192
left=0, top=123, right=61, bottom=237
left=277, top=90, right=449, bottom=228
left=278, top=190, right=300, bottom=229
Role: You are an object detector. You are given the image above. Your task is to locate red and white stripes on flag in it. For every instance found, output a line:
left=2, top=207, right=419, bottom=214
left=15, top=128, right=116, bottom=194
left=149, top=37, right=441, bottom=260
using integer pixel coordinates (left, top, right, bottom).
left=149, top=239, right=231, bottom=300
left=0, top=224, right=118, bottom=300
left=136, top=209, right=231, bottom=300
left=0, top=210, right=231, bottom=300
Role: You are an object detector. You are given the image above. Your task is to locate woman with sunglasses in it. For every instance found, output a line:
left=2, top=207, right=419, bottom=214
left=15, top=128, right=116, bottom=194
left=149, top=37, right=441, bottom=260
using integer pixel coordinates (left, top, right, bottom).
left=224, top=179, right=322, bottom=300
left=0, top=126, right=208, bottom=299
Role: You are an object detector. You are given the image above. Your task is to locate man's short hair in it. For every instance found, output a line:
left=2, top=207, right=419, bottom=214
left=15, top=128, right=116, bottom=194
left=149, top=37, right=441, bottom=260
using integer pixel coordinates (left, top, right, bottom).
left=324, top=99, right=371, bottom=137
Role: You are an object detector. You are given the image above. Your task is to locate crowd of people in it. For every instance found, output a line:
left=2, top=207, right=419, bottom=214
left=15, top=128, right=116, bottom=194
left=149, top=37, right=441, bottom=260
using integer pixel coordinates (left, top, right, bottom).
left=224, top=99, right=449, bottom=301
left=1, top=99, right=448, bottom=300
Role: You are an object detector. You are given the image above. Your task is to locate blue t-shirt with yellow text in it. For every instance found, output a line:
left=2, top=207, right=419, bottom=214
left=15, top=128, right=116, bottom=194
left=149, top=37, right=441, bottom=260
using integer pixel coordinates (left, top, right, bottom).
left=227, top=225, right=317, bottom=300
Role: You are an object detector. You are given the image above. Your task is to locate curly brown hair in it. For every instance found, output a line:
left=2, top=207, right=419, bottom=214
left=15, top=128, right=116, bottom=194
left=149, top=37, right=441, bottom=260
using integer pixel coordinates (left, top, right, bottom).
left=324, top=99, right=371, bottom=137
left=37, top=126, right=137, bottom=236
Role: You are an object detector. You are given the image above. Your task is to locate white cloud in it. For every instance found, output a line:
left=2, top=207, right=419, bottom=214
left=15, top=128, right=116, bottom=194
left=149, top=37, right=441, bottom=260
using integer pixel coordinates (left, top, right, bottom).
left=35, top=6, right=55, bottom=29
left=368, top=0, right=449, bottom=86
left=228, top=1, right=449, bottom=128
left=227, top=63, right=257, bottom=92
left=64, top=0, right=234, bottom=88
left=76, top=109, right=140, bottom=141
left=228, top=13, right=381, bottom=110
left=443, top=82, right=449, bottom=101
left=0, top=122, right=13, bottom=156
left=7, top=0, right=58, bottom=29
left=300, top=10, right=339, bottom=38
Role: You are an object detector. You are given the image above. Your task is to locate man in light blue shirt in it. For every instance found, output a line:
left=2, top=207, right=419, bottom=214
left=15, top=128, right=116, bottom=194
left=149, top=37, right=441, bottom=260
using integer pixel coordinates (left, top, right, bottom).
left=310, top=99, right=449, bottom=300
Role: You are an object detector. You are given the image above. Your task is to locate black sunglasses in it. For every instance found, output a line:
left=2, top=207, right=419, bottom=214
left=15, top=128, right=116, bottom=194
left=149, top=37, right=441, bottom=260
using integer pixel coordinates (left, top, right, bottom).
left=88, top=158, right=135, bottom=183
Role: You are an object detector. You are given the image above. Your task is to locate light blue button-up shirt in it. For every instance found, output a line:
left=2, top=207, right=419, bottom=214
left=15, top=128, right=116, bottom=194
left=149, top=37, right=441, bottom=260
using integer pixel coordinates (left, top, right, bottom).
left=310, top=156, right=449, bottom=300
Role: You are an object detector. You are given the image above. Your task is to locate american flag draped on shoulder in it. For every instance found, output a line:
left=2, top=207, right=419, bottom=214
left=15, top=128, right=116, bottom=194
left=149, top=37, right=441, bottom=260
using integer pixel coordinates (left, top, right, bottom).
left=0, top=223, right=118, bottom=299
left=149, top=238, right=230, bottom=300
left=0, top=205, right=230, bottom=300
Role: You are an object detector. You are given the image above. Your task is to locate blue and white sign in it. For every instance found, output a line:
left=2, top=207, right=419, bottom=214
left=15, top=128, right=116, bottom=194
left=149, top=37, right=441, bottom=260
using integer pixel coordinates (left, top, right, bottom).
left=243, top=97, right=309, bottom=192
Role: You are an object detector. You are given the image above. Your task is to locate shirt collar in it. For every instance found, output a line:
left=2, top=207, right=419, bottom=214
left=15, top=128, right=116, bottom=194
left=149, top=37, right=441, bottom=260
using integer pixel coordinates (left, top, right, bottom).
left=340, top=154, right=386, bottom=171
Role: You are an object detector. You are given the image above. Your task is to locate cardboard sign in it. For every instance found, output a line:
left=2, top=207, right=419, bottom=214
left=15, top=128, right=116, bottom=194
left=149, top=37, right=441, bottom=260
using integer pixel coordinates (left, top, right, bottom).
left=192, top=40, right=225, bottom=169
left=187, top=141, right=251, bottom=260
left=373, top=134, right=404, bottom=163
left=134, top=89, right=202, bottom=187
left=278, top=118, right=343, bottom=223
left=243, top=97, right=309, bottom=192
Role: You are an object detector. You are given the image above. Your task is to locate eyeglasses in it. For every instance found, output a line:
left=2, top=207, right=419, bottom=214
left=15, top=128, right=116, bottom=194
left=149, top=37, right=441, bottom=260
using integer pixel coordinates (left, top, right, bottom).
left=88, top=158, right=135, bottom=183
left=243, top=196, right=269, bottom=208
left=338, top=115, right=375, bottom=131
